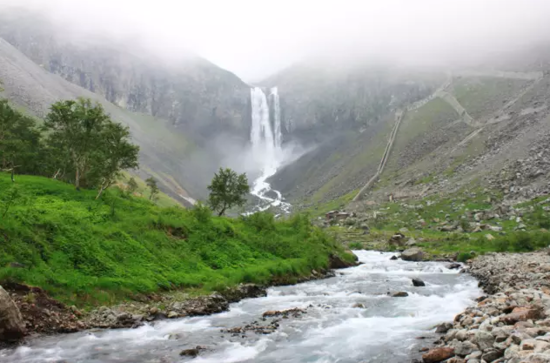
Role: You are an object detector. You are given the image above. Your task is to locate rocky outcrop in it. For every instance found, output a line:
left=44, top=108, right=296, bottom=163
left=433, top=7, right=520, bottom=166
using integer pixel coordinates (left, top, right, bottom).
left=0, top=286, right=25, bottom=342
left=427, top=251, right=550, bottom=363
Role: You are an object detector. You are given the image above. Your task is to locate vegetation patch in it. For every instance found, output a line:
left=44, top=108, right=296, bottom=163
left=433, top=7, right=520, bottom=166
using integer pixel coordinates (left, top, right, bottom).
left=0, top=173, right=351, bottom=307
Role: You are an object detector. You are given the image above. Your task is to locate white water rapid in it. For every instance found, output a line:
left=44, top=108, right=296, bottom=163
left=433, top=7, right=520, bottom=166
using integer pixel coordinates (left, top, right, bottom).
left=249, top=87, right=291, bottom=213
left=2, top=251, right=481, bottom=363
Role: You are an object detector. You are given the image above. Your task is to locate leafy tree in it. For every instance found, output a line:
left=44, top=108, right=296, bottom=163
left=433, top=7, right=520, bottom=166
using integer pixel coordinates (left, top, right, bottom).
left=44, top=98, right=107, bottom=189
left=207, top=167, right=250, bottom=216
left=44, top=98, right=139, bottom=191
left=126, top=177, right=139, bottom=196
left=92, top=122, right=139, bottom=199
left=0, top=100, right=42, bottom=181
left=146, top=177, right=159, bottom=201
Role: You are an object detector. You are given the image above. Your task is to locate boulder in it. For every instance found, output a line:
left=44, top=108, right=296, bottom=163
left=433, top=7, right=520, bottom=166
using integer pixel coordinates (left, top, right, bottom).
left=412, top=278, right=426, bottom=287
left=422, top=347, right=455, bottom=362
left=328, top=254, right=356, bottom=269
left=0, top=286, right=25, bottom=342
left=390, top=255, right=398, bottom=260
left=401, top=248, right=424, bottom=262
left=502, top=307, right=543, bottom=325
left=389, top=233, right=406, bottom=246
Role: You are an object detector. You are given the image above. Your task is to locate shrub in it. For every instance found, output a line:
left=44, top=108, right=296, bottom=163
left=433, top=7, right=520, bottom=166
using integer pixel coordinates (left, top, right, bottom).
left=243, top=211, right=276, bottom=232
left=348, top=242, right=364, bottom=250
left=192, top=202, right=212, bottom=223
left=457, top=252, right=473, bottom=262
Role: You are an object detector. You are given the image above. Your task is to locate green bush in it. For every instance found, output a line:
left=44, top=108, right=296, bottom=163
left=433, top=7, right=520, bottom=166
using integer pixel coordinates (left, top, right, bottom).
left=348, top=242, right=364, bottom=250
left=457, top=252, right=473, bottom=262
left=191, top=202, right=212, bottom=223
left=243, top=211, right=276, bottom=232
left=533, top=207, right=550, bottom=229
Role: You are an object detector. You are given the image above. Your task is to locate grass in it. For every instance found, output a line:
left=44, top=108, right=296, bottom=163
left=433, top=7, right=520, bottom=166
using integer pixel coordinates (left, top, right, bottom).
left=304, top=189, right=359, bottom=217
left=118, top=171, right=181, bottom=208
left=451, top=77, right=531, bottom=119
left=0, top=172, right=353, bottom=307
left=342, top=188, right=550, bottom=257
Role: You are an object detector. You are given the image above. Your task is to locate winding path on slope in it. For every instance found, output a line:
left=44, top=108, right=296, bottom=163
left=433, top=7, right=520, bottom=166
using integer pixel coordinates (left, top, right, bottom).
left=351, top=70, right=544, bottom=202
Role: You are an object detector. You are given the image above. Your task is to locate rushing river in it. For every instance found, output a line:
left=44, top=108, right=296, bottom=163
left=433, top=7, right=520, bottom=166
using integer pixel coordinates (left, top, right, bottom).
left=1, top=251, right=481, bottom=363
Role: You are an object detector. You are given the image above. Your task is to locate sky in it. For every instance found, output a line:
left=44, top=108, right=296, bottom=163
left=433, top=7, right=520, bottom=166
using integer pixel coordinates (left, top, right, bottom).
left=1, top=0, right=550, bottom=81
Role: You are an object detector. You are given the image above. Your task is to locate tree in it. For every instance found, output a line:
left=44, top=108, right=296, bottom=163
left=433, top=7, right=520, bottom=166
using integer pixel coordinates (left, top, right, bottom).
left=43, top=98, right=139, bottom=192
left=44, top=98, right=109, bottom=190
left=146, top=177, right=159, bottom=201
left=92, top=122, right=139, bottom=199
left=0, top=100, right=42, bottom=181
left=207, top=168, right=250, bottom=216
left=126, top=177, right=139, bottom=196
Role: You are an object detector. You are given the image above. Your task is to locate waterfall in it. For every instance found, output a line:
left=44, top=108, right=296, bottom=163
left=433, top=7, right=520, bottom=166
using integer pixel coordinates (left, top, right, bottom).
left=270, top=87, right=283, bottom=150
left=248, top=87, right=290, bottom=214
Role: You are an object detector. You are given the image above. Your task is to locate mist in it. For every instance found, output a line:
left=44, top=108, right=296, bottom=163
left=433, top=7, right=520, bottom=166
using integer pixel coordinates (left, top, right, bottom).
left=1, top=0, right=550, bottom=81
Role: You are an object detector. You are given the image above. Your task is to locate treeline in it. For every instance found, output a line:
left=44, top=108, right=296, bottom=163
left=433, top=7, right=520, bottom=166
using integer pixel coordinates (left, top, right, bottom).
left=0, top=98, right=139, bottom=198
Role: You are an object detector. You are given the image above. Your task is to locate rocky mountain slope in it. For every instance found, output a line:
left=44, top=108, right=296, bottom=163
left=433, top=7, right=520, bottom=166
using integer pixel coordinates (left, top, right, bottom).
left=268, top=51, right=550, bottom=212
left=0, top=9, right=253, bottom=202
left=0, top=9, right=250, bottom=139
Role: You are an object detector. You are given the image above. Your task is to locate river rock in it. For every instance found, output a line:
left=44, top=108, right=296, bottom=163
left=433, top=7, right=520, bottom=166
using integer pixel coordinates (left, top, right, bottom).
left=390, top=255, right=398, bottom=260
left=401, top=248, right=424, bottom=261
left=389, top=233, right=406, bottom=247
left=392, top=292, right=409, bottom=297
left=435, top=322, right=453, bottom=334
left=0, top=286, right=25, bottom=341
left=474, top=330, right=495, bottom=350
left=219, top=284, right=267, bottom=303
left=412, top=278, right=426, bottom=287
left=422, top=347, right=455, bottom=362
left=180, top=346, right=206, bottom=357
left=328, top=254, right=356, bottom=269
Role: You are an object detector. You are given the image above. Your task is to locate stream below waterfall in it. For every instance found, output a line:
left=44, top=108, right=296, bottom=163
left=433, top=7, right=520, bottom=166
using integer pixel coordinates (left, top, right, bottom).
left=1, top=251, right=481, bottom=363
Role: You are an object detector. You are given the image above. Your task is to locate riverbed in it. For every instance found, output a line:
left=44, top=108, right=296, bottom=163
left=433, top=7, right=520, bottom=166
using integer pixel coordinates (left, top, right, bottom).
left=1, top=251, right=481, bottom=363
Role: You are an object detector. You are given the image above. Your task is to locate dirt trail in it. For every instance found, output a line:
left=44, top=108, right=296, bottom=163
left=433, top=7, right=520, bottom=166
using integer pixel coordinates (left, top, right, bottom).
left=351, top=70, right=544, bottom=202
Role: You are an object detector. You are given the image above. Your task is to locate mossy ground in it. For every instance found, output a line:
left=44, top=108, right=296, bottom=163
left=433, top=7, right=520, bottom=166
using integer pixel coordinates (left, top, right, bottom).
left=0, top=172, right=352, bottom=308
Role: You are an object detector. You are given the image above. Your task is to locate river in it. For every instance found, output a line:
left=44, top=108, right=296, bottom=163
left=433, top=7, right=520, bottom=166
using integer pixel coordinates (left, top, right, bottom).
left=1, top=251, right=481, bottom=363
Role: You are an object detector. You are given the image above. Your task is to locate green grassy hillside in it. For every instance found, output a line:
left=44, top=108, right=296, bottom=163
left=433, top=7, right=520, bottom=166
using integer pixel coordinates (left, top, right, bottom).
left=0, top=173, right=352, bottom=307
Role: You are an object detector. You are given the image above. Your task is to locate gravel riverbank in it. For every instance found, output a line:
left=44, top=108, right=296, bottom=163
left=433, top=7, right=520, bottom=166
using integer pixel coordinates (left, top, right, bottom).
left=422, top=250, right=550, bottom=363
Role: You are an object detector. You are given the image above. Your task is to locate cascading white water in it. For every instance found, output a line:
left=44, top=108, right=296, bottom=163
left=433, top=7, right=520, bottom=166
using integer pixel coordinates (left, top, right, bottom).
left=249, top=87, right=290, bottom=213
left=2, top=251, right=481, bottom=363
left=271, top=87, right=283, bottom=150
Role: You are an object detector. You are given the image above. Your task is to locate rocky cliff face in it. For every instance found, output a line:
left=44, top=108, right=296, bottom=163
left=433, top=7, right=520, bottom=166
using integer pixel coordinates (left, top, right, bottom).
left=0, top=10, right=251, bottom=139
left=263, top=63, right=443, bottom=143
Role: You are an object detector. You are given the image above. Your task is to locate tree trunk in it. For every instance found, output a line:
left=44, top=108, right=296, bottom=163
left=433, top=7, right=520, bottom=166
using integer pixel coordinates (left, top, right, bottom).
left=75, top=168, right=80, bottom=191
left=52, top=169, right=61, bottom=179
left=218, top=205, right=227, bottom=216
left=96, top=186, right=106, bottom=200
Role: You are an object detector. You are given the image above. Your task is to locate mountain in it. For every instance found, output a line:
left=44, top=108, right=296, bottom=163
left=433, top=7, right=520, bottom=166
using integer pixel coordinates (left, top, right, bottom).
left=0, top=8, right=252, bottom=202
left=0, top=9, right=251, bottom=138
left=266, top=52, right=550, bottom=212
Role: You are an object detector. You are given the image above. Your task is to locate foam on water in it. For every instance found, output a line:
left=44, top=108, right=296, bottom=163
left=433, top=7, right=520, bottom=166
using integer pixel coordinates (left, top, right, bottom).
left=0, top=251, right=481, bottom=363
